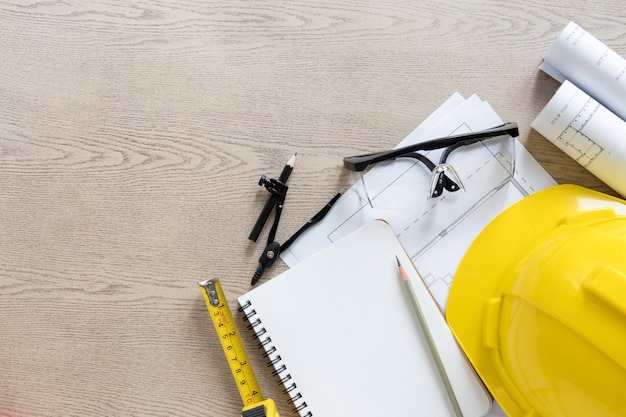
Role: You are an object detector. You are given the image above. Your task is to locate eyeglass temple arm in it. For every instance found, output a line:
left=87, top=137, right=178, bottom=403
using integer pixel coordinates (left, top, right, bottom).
left=343, top=122, right=519, bottom=172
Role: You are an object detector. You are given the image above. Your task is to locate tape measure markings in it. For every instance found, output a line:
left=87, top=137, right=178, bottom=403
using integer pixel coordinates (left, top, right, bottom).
left=199, top=278, right=264, bottom=407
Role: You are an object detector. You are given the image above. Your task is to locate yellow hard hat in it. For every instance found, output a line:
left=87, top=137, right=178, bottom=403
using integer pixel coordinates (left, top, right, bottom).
left=446, top=184, right=626, bottom=417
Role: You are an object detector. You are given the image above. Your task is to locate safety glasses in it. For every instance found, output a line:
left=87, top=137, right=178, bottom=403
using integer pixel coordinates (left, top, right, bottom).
left=343, top=122, right=518, bottom=210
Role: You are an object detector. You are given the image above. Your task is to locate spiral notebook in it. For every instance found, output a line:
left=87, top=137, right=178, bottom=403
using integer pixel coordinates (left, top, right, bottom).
left=238, top=220, right=491, bottom=417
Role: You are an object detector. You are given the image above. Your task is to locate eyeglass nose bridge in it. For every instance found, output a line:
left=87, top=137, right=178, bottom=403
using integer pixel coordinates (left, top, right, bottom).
left=430, top=164, right=464, bottom=198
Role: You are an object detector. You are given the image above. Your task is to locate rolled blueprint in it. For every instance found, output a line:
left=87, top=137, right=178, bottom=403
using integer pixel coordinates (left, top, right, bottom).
left=532, top=80, right=626, bottom=197
left=539, top=21, right=626, bottom=121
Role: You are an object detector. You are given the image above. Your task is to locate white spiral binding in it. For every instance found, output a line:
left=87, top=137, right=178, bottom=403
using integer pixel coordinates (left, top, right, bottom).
left=240, top=300, right=313, bottom=417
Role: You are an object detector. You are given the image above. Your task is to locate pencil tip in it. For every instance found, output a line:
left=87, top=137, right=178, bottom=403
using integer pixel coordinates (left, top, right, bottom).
left=287, top=153, right=297, bottom=167
left=395, top=255, right=400, bottom=266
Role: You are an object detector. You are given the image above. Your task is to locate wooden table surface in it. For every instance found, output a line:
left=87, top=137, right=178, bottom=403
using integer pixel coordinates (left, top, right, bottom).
left=1, top=1, right=623, bottom=416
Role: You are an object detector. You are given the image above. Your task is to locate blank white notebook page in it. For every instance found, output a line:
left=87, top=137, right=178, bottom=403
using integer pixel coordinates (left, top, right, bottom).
left=238, top=220, right=491, bottom=417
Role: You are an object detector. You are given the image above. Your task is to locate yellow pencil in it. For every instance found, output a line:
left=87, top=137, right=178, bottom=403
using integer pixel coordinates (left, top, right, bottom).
left=396, top=256, right=463, bottom=417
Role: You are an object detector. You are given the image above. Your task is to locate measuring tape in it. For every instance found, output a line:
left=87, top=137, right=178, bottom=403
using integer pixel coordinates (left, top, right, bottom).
left=199, top=278, right=280, bottom=417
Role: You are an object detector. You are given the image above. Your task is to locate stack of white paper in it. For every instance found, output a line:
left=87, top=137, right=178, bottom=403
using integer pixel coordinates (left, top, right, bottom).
left=276, top=91, right=556, bottom=417
left=281, top=93, right=556, bottom=311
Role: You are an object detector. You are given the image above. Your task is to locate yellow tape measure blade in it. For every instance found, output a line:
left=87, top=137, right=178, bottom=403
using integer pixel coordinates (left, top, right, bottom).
left=242, top=398, right=280, bottom=417
left=199, top=278, right=264, bottom=407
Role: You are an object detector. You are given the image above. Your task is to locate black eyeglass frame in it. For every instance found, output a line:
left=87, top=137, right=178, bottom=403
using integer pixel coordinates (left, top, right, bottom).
left=342, top=122, right=519, bottom=172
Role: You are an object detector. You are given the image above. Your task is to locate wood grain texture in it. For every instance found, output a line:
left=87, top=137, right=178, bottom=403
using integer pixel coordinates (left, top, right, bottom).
left=0, top=1, right=624, bottom=416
